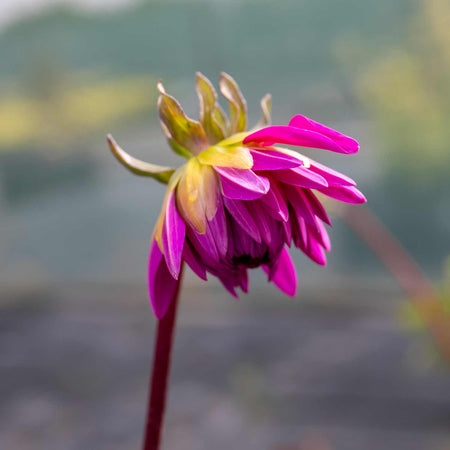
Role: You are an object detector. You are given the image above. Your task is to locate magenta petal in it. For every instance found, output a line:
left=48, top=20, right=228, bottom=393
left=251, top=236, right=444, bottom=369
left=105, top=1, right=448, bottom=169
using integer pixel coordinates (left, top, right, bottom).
left=319, top=185, right=367, bottom=204
left=263, top=247, right=297, bottom=296
left=187, top=225, right=219, bottom=262
left=223, top=197, right=262, bottom=242
left=309, top=160, right=356, bottom=187
left=244, top=126, right=354, bottom=154
left=247, top=201, right=272, bottom=246
left=311, top=220, right=331, bottom=252
left=216, top=167, right=270, bottom=200
left=249, top=149, right=303, bottom=170
left=303, top=190, right=332, bottom=226
left=162, top=190, right=186, bottom=279
left=293, top=214, right=308, bottom=249
left=183, top=241, right=207, bottom=281
left=288, top=115, right=359, bottom=154
left=284, top=184, right=318, bottom=230
left=272, top=167, right=328, bottom=189
left=306, top=235, right=327, bottom=266
left=219, top=275, right=239, bottom=298
left=260, top=183, right=289, bottom=222
left=232, top=220, right=258, bottom=257
left=208, top=198, right=228, bottom=257
left=282, top=217, right=292, bottom=246
left=239, top=269, right=249, bottom=293
left=148, top=238, right=179, bottom=319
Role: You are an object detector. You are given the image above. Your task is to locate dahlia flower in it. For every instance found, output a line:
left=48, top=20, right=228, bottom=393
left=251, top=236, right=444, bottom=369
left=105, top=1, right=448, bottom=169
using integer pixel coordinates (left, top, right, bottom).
left=108, top=73, right=366, bottom=318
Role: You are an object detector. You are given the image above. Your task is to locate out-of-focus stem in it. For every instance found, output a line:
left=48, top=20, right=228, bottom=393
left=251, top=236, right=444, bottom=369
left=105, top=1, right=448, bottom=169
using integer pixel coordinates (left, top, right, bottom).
left=337, top=205, right=433, bottom=299
left=337, top=205, right=450, bottom=362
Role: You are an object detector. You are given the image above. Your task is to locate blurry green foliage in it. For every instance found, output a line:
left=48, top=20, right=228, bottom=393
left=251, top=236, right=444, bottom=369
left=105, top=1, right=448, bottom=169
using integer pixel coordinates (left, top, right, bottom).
left=335, top=0, right=450, bottom=267
left=0, top=72, right=156, bottom=151
left=356, top=0, right=450, bottom=182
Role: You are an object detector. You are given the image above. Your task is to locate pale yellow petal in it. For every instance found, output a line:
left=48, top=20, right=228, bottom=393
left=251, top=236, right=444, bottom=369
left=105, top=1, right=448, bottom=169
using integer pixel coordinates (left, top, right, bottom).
left=201, top=165, right=219, bottom=220
left=216, top=132, right=250, bottom=147
left=154, top=167, right=184, bottom=249
left=176, top=158, right=207, bottom=234
left=197, top=145, right=253, bottom=169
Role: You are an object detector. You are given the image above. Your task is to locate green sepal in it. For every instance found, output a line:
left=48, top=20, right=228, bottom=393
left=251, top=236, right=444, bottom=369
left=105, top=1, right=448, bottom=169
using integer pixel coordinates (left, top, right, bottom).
left=219, top=72, right=247, bottom=135
left=213, top=105, right=229, bottom=136
left=159, top=120, right=193, bottom=158
left=195, top=72, right=226, bottom=144
left=107, top=134, right=175, bottom=184
left=167, top=138, right=192, bottom=159
left=157, top=81, right=208, bottom=155
left=255, top=94, right=272, bottom=128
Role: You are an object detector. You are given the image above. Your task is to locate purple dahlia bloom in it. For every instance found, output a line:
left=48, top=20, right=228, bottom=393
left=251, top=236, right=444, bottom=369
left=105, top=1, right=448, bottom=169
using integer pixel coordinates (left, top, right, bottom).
left=108, top=73, right=366, bottom=318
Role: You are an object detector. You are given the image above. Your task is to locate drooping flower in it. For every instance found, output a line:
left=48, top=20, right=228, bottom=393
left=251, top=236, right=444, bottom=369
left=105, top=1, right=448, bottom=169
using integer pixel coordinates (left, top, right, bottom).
left=108, top=73, right=366, bottom=318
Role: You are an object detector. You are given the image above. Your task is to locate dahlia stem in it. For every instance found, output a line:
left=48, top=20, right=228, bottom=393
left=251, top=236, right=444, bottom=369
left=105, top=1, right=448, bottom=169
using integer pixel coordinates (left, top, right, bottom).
left=143, top=266, right=184, bottom=450
left=336, top=205, right=434, bottom=299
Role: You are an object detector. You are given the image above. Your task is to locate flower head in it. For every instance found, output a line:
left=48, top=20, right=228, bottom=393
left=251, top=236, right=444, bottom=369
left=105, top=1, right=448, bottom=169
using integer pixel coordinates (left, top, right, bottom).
left=108, top=73, right=366, bottom=318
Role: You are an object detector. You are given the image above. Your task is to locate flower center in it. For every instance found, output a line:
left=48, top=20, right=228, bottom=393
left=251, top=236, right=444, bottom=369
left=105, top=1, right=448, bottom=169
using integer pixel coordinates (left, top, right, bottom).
left=232, top=252, right=271, bottom=268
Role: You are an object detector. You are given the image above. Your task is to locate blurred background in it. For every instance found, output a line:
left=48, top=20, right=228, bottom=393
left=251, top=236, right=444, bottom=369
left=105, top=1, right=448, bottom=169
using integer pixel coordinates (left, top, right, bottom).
left=1, top=0, right=450, bottom=449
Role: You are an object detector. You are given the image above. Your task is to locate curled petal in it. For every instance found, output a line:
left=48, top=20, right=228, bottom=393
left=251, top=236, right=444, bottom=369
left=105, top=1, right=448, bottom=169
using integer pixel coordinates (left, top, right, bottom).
left=319, top=185, right=367, bottom=204
left=303, top=189, right=332, bottom=226
left=284, top=184, right=318, bottom=230
left=148, top=238, right=180, bottom=319
left=309, top=160, right=356, bottom=187
left=162, top=190, right=186, bottom=279
left=215, top=167, right=270, bottom=200
left=271, top=167, right=328, bottom=189
left=107, top=135, right=175, bottom=183
left=244, top=126, right=356, bottom=154
left=219, top=72, right=247, bottom=134
left=249, top=148, right=303, bottom=171
left=274, top=147, right=311, bottom=167
left=157, top=81, right=208, bottom=154
left=263, top=247, right=297, bottom=296
left=196, top=72, right=226, bottom=143
left=288, top=114, right=359, bottom=154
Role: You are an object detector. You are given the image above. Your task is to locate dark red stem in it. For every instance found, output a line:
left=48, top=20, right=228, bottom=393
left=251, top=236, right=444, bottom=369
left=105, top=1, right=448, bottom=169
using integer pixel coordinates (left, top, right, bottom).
left=143, top=266, right=183, bottom=450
